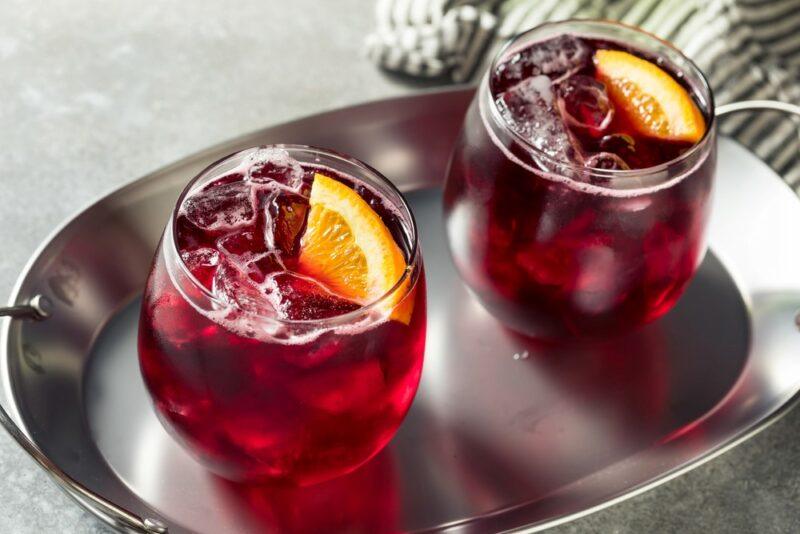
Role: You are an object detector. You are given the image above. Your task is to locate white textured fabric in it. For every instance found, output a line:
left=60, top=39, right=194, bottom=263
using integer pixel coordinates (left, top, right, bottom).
left=365, top=0, right=800, bottom=190
left=365, top=0, right=500, bottom=81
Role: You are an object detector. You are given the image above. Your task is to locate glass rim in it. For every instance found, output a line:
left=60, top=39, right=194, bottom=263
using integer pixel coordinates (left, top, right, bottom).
left=169, top=143, right=421, bottom=327
left=486, top=19, right=717, bottom=188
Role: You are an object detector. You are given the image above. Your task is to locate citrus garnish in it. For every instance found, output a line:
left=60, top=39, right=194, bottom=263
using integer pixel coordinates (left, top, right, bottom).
left=594, top=49, right=706, bottom=143
left=298, top=173, right=412, bottom=323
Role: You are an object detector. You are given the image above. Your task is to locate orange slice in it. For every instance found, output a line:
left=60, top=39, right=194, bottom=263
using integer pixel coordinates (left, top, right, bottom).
left=594, top=49, right=706, bottom=143
left=298, top=172, right=412, bottom=323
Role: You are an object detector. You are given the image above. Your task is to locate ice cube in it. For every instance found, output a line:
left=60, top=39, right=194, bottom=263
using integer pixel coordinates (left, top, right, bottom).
left=494, top=53, right=530, bottom=91
left=515, top=210, right=615, bottom=289
left=571, top=244, right=625, bottom=315
left=585, top=152, right=630, bottom=171
left=494, top=35, right=591, bottom=89
left=175, top=213, right=207, bottom=251
left=180, top=247, right=219, bottom=289
left=515, top=242, right=575, bottom=289
left=148, top=291, right=203, bottom=347
left=643, top=222, right=691, bottom=307
left=281, top=334, right=348, bottom=369
left=244, top=252, right=284, bottom=284
left=533, top=35, right=592, bottom=81
left=557, top=75, right=614, bottom=132
left=644, top=222, right=686, bottom=280
left=265, top=272, right=360, bottom=321
left=497, top=75, right=583, bottom=165
left=267, top=190, right=310, bottom=257
left=216, top=229, right=266, bottom=265
left=182, top=181, right=256, bottom=232
left=289, top=359, right=385, bottom=413
left=246, top=147, right=304, bottom=189
left=213, top=261, right=274, bottom=316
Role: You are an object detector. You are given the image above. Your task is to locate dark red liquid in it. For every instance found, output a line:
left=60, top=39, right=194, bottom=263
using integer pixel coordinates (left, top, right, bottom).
left=139, top=148, right=426, bottom=484
left=444, top=34, right=715, bottom=338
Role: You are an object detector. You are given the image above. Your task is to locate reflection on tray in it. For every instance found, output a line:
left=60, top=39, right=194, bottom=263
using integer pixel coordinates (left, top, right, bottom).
left=390, top=190, right=749, bottom=523
left=216, top=450, right=399, bottom=533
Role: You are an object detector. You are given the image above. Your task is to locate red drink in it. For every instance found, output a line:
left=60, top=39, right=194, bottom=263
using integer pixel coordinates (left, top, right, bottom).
left=138, top=146, right=426, bottom=484
left=444, top=21, right=716, bottom=338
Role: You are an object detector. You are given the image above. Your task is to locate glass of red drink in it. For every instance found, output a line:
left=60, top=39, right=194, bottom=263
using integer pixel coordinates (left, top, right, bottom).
left=138, top=145, right=426, bottom=485
left=444, top=20, right=716, bottom=339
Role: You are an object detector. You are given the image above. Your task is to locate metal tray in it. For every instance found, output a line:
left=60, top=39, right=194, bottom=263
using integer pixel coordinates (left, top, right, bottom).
left=3, top=88, right=800, bottom=533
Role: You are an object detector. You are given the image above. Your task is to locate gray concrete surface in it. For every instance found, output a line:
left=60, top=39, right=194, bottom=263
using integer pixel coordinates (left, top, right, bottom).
left=0, top=0, right=798, bottom=532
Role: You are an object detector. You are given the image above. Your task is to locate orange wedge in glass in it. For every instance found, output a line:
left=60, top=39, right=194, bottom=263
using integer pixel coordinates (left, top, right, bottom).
left=298, top=173, right=412, bottom=323
left=594, top=49, right=706, bottom=143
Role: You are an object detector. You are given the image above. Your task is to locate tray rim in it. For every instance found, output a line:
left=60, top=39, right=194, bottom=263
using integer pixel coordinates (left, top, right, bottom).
left=2, top=87, right=800, bottom=533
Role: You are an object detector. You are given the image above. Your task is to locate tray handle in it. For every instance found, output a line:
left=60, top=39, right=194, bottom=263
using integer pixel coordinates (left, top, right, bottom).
left=716, top=99, right=800, bottom=119
left=0, top=295, right=168, bottom=534
left=714, top=99, right=800, bottom=325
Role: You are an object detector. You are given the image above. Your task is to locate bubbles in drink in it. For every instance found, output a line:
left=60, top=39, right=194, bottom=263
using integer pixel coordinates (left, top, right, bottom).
left=183, top=181, right=256, bottom=231
left=494, top=35, right=591, bottom=90
left=535, top=35, right=592, bottom=80
left=246, top=147, right=305, bottom=189
left=497, top=75, right=583, bottom=165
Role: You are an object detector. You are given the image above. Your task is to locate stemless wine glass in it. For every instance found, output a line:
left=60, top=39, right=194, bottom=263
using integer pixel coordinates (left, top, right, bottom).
left=138, top=146, right=426, bottom=485
left=444, top=20, right=717, bottom=339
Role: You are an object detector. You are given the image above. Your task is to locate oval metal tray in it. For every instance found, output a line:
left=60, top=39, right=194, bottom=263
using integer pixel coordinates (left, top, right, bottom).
left=3, top=88, right=800, bottom=533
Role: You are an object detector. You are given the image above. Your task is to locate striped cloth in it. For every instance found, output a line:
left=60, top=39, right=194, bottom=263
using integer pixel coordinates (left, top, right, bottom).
left=365, top=0, right=800, bottom=191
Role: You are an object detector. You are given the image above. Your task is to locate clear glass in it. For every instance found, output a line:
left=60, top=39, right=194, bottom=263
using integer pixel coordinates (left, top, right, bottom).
left=443, top=20, right=717, bottom=339
left=138, top=145, right=426, bottom=484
